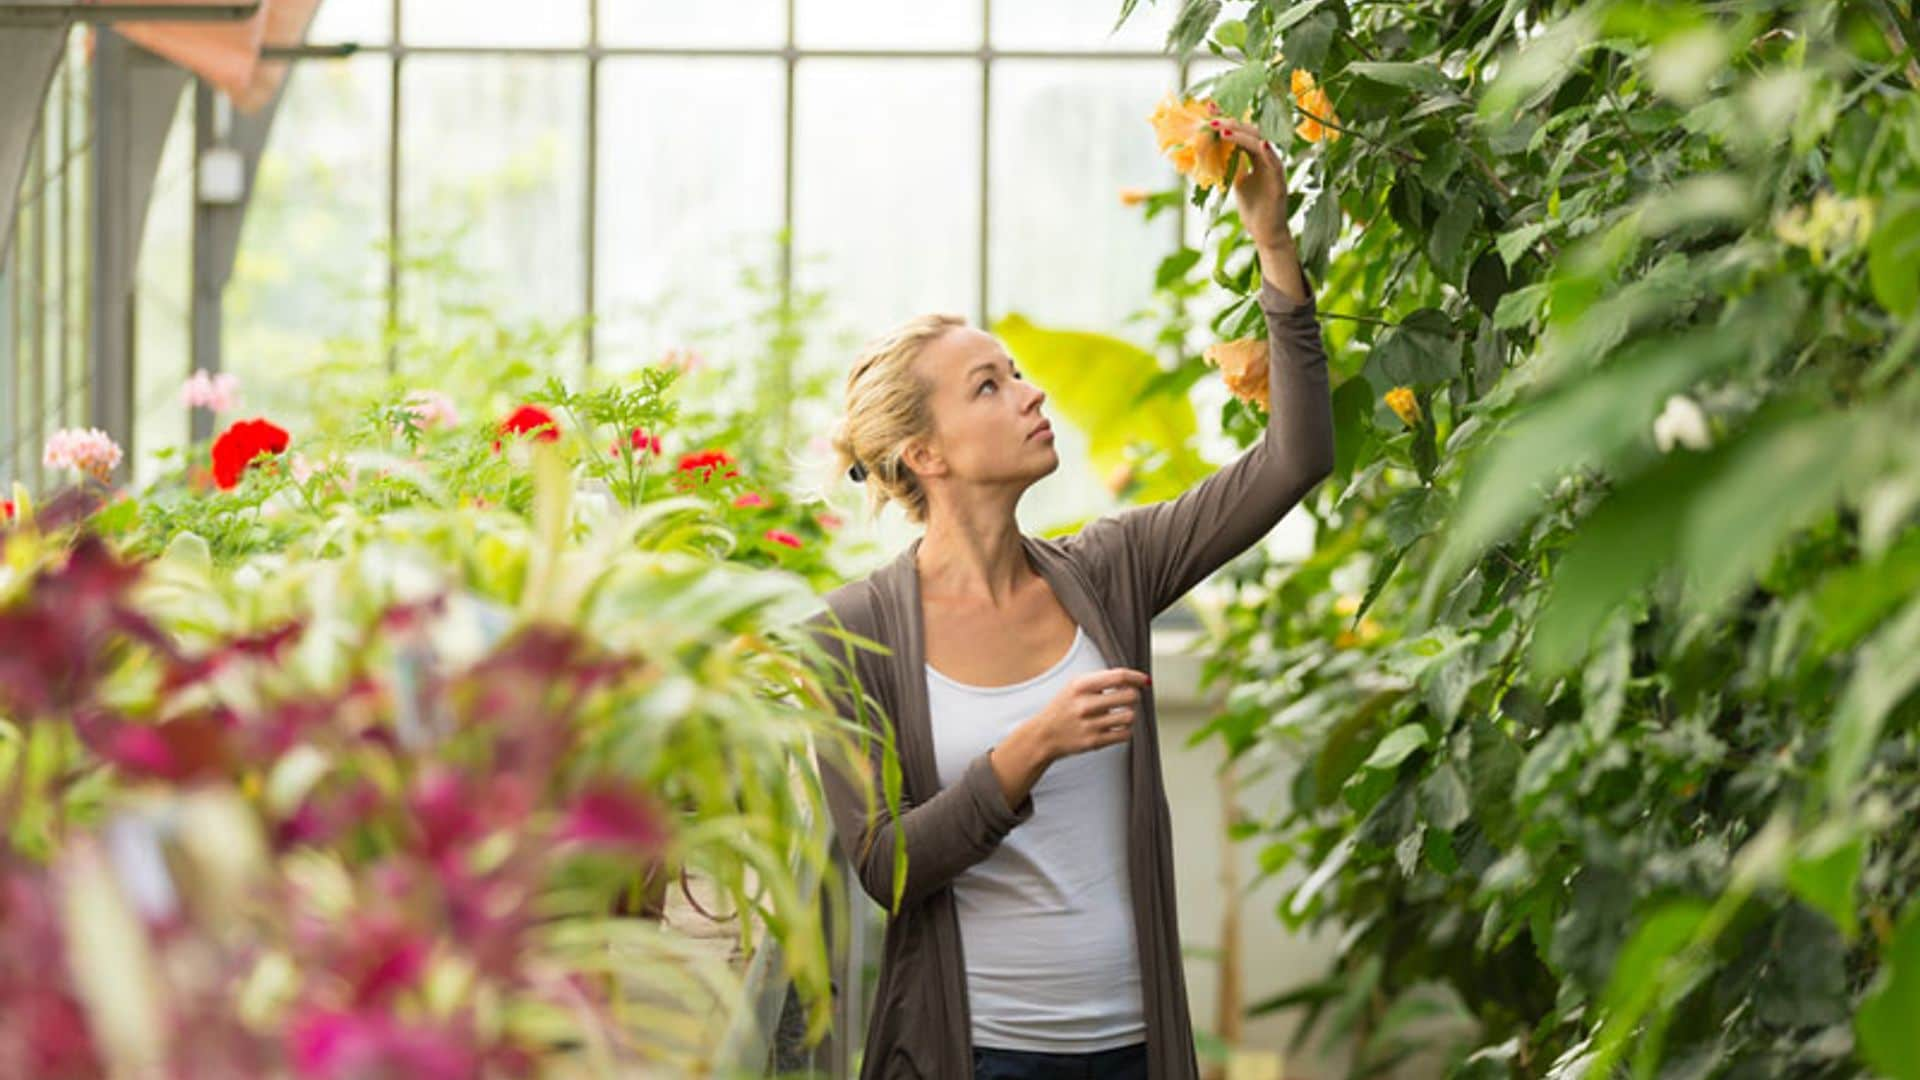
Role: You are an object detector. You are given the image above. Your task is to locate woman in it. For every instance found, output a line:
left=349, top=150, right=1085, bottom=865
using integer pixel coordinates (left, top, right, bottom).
left=801, top=117, right=1334, bottom=1080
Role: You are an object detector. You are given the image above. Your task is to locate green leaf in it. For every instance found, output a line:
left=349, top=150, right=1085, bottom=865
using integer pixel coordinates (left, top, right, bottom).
left=1362, top=311, right=1458, bottom=396
left=1827, top=594, right=1920, bottom=806
left=1480, top=9, right=1598, bottom=121
left=1786, top=826, right=1865, bottom=941
left=1210, top=59, right=1270, bottom=118
left=1599, top=899, right=1709, bottom=1017
left=1676, top=407, right=1872, bottom=618
left=1427, top=194, right=1478, bottom=279
left=1298, top=186, right=1343, bottom=267
left=1418, top=763, right=1470, bottom=831
left=1531, top=448, right=1707, bottom=675
left=1156, top=247, right=1202, bottom=288
left=1363, top=724, right=1431, bottom=771
left=1382, top=486, right=1445, bottom=548
left=1167, top=0, right=1222, bottom=57
left=1269, top=0, right=1328, bottom=37
left=1348, top=61, right=1452, bottom=94
left=1430, top=325, right=1748, bottom=613
left=1578, top=613, right=1631, bottom=743
left=1516, top=725, right=1582, bottom=799
left=1869, top=193, right=1920, bottom=316
left=1496, top=222, right=1546, bottom=269
left=1858, top=903, right=1920, bottom=1079
left=1492, top=283, right=1547, bottom=330
left=1279, top=10, right=1337, bottom=71
left=1213, top=17, right=1247, bottom=51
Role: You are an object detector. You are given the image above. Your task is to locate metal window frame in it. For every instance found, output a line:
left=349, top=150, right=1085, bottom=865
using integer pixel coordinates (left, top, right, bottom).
left=339, top=0, right=1195, bottom=378
left=7, top=0, right=1202, bottom=493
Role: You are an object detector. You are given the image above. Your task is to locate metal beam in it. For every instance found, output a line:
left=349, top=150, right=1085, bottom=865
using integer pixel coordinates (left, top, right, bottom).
left=188, top=73, right=285, bottom=442
left=0, top=24, right=69, bottom=265
left=90, top=32, right=189, bottom=480
left=1, top=3, right=257, bottom=28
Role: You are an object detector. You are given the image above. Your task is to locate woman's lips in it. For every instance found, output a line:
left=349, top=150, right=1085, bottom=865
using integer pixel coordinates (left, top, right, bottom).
left=1029, top=423, right=1053, bottom=441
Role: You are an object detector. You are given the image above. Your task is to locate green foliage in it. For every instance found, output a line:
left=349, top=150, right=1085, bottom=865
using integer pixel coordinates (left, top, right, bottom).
left=1138, top=0, right=1920, bottom=1073
left=992, top=313, right=1213, bottom=503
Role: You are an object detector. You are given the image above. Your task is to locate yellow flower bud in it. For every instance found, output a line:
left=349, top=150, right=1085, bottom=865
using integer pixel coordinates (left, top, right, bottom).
left=1385, top=386, right=1421, bottom=427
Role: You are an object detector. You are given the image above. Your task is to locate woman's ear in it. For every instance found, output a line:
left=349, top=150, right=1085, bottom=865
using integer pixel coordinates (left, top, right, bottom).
left=903, top=437, right=945, bottom=481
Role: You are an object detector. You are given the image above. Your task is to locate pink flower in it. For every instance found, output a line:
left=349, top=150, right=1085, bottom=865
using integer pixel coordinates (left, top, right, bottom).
left=41, top=428, right=123, bottom=484
left=181, top=369, right=240, bottom=413
left=557, top=781, right=669, bottom=854
left=409, top=765, right=480, bottom=863
left=816, top=511, right=843, bottom=531
left=403, top=390, right=460, bottom=432
left=659, top=348, right=705, bottom=374
left=287, top=1008, right=479, bottom=1080
left=611, top=427, right=663, bottom=458
left=732, top=492, right=768, bottom=509
left=765, top=529, right=802, bottom=549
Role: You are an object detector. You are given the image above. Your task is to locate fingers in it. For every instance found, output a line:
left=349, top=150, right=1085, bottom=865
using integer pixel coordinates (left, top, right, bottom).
left=1079, top=691, right=1139, bottom=718
left=1206, top=118, right=1282, bottom=183
left=1077, top=667, right=1152, bottom=693
left=1079, top=709, right=1135, bottom=751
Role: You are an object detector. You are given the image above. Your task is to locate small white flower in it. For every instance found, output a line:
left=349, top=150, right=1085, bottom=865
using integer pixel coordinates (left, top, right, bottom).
left=42, top=427, right=124, bottom=482
left=1652, top=394, right=1712, bottom=453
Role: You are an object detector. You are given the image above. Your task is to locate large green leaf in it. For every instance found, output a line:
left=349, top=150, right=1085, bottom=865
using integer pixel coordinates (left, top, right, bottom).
left=1826, top=594, right=1920, bottom=806
left=1786, top=824, right=1865, bottom=941
left=1428, top=325, right=1748, bottom=614
left=993, top=314, right=1209, bottom=502
left=1858, top=903, right=1920, bottom=1079
left=1868, top=193, right=1920, bottom=316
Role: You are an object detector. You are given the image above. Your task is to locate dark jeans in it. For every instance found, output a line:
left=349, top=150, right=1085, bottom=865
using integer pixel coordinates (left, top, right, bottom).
left=971, top=1041, right=1149, bottom=1080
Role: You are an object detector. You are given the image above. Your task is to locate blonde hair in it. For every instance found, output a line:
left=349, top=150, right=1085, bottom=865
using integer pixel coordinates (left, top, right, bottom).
left=829, top=312, right=967, bottom=526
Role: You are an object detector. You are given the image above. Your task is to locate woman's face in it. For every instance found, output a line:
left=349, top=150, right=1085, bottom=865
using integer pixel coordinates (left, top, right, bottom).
left=908, top=324, right=1058, bottom=494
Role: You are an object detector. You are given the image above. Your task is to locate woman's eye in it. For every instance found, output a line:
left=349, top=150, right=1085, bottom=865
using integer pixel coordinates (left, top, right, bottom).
left=977, top=380, right=995, bottom=395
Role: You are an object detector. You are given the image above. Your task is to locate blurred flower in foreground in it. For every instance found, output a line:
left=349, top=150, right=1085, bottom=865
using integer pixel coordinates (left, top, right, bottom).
left=1203, top=337, right=1270, bottom=412
left=1653, top=394, right=1712, bottom=453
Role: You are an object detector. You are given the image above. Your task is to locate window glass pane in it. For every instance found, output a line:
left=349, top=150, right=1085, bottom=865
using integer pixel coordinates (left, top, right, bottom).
left=402, top=0, right=587, bottom=48
left=599, top=0, right=783, bottom=49
left=399, top=57, right=587, bottom=376
left=595, top=58, right=784, bottom=373
left=309, top=0, right=390, bottom=45
left=793, top=59, right=980, bottom=344
left=991, top=0, right=1175, bottom=52
left=227, top=57, right=390, bottom=409
left=132, top=93, right=193, bottom=489
left=794, top=0, right=980, bottom=49
left=988, top=60, right=1177, bottom=331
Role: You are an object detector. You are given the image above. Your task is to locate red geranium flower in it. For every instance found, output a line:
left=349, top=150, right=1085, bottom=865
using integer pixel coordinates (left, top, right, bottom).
left=732, top=492, right=767, bottom=509
left=765, top=529, right=802, bottom=549
left=620, top=428, right=663, bottom=457
left=2, top=500, right=13, bottom=521
left=675, top=448, right=737, bottom=480
left=492, top=405, right=560, bottom=453
left=210, top=418, right=291, bottom=491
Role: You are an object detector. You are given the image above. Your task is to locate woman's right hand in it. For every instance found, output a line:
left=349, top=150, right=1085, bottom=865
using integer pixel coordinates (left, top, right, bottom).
left=1027, top=668, right=1151, bottom=760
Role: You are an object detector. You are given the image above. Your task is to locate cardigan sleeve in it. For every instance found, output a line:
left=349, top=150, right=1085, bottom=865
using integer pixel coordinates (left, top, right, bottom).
left=801, top=607, right=1034, bottom=912
left=1072, top=275, right=1336, bottom=618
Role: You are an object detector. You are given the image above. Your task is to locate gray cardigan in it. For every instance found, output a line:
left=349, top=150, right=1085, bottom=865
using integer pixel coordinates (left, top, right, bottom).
left=802, top=276, right=1334, bottom=1079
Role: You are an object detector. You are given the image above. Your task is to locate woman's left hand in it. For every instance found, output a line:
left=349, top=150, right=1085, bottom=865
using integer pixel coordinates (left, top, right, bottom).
left=1209, top=117, right=1293, bottom=253
left=1208, top=117, right=1309, bottom=303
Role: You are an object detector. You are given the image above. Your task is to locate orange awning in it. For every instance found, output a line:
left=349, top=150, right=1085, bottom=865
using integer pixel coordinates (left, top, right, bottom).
left=107, top=0, right=321, bottom=113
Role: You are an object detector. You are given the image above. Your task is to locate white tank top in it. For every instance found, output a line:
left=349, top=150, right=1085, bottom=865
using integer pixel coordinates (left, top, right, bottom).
left=927, top=624, right=1146, bottom=1053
